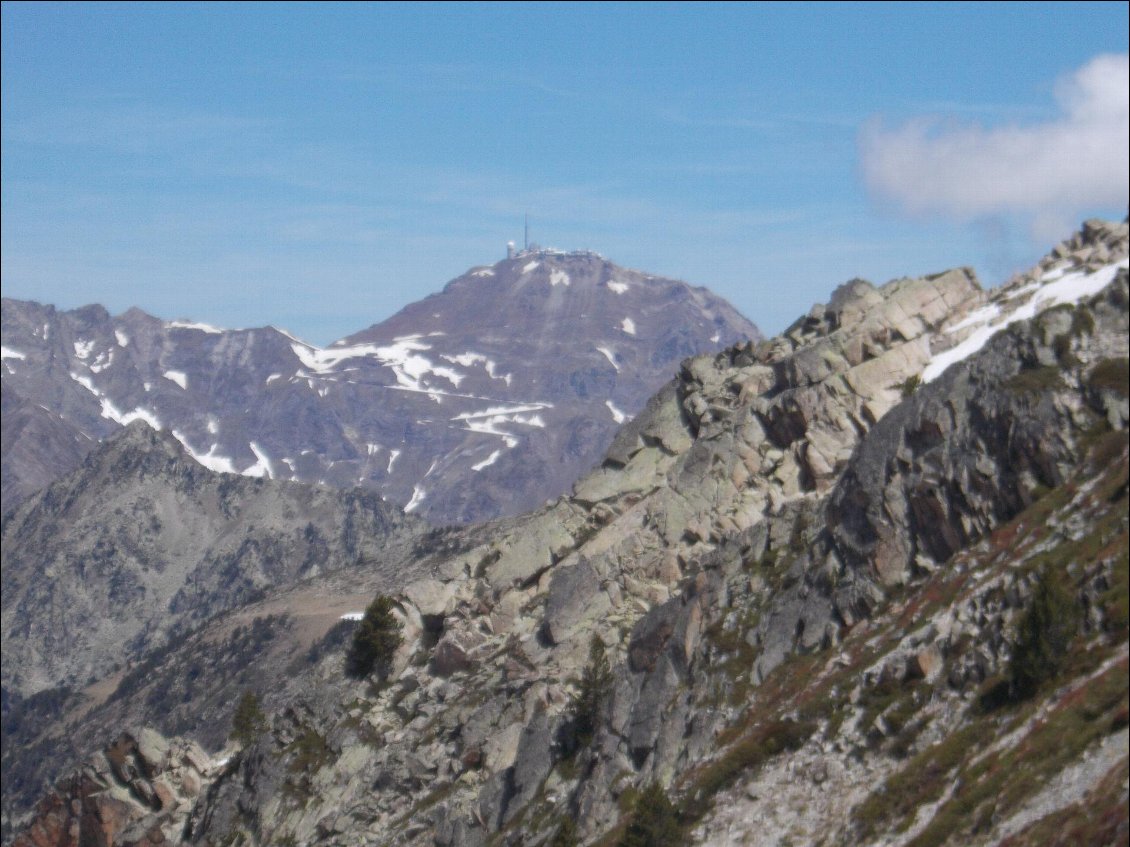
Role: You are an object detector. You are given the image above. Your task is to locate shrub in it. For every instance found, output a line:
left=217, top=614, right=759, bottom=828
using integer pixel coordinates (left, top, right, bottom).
left=1005, top=365, right=1065, bottom=395
left=1088, top=357, right=1130, bottom=398
left=1009, top=566, right=1078, bottom=700
left=230, top=690, right=267, bottom=746
left=1052, top=333, right=1078, bottom=366
left=287, top=727, right=331, bottom=773
left=548, top=816, right=579, bottom=847
left=617, top=782, right=681, bottom=847
left=898, top=374, right=921, bottom=399
left=346, top=595, right=402, bottom=679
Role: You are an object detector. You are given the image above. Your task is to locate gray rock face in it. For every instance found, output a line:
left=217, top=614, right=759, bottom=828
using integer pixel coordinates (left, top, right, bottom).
left=1, top=382, right=95, bottom=507
left=1, top=252, right=758, bottom=524
left=6, top=220, right=1129, bottom=847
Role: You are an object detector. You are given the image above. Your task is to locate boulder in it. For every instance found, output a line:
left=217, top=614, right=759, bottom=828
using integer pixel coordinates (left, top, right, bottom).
left=541, top=559, right=611, bottom=645
left=403, top=578, right=457, bottom=620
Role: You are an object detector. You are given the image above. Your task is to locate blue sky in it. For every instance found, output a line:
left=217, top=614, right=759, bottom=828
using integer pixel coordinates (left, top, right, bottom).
left=3, top=2, right=1128, bottom=344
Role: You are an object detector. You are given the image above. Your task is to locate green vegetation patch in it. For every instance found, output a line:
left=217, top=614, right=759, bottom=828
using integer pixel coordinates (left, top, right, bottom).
left=852, top=720, right=996, bottom=841
left=1088, top=357, right=1130, bottom=398
left=680, top=717, right=815, bottom=825
left=617, top=782, right=681, bottom=847
left=230, top=690, right=267, bottom=746
left=996, top=754, right=1129, bottom=847
left=906, top=660, right=1128, bottom=847
left=898, top=374, right=922, bottom=399
left=285, top=727, right=331, bottom=775
left=1005, top=365, right=1066, bottom=395
left=1009, top=567, right=1080, bottom=701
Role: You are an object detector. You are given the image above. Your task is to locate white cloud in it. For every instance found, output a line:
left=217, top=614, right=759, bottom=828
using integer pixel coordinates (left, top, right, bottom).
left=860, top=54, right=1129, bottom=237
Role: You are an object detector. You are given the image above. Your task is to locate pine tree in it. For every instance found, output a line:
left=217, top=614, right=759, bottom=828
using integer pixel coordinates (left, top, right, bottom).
left=346, top=595, right=403, bottom=679
left=230, top=690, right=267, bottom=746
left=1010, top=566, right=1078, bottom=700
left=568, top=635, right=614, bottom=751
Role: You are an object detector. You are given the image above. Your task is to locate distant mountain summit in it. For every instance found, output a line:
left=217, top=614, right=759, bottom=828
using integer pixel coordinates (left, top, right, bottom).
left=1, top=252, right=759, bottom=523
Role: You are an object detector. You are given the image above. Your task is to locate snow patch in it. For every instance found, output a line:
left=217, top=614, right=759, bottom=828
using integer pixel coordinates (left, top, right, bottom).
left=550, top=269, right=570, bottom=287
left=102, top=401, right=162, bottom=430
left=340, top=612, right=365, bottom=621
left=73, top=339, right=95, bottom=359
left=243, top=442, right=274, bottom=479
left=1013, top=258, right=1127, bottom=318
left=1040, top=264, right=1070, bottom=283
left=88, top=351, right=113, bottom=373
left=453, top=404, right=549, bottom=443
left=620, top=317, right=637, bottom=335
left=387, top=449, right=401, bottom=473
left=1003, top=280, right=1041, bottom=301
left=522, top=260, right=540, bottom=273
left=114, top=330, right=130, bottom=347
left=404, top=485, right=426, bottom=513
left=68, top=372, right=159, bottom=429
left=606, top=400, right=629, bottom=424
left=172, top=431, right=237, bottom=474
left=454, top=404, right=551, bottom=421
left=596, top=346, right=619, bottom=371
left=291, top=336, right=463, bottom=394
left=924, top=259, right=1129, bottom=383
left=1, top=347, right=27, bottom=361
left=366, top=443, right=381, bottom=456
left=266, top=373, right=282, bottom=384
left=163, top=370, right=188, bottom=390
left=168, top=320, right=224, bottom=334
left=606, top=280, right=629, bottom=294
left=471, top=268, right=495, bottom=277
left=70, top=372, right=98, bottom=394
left=444, top=352, right=485, bottom=368
left=268, top=326, right=309, bottom=346
left=471, top=449, right=503, bottom=471
left=711, top=333, right=721, bottom=343
left=441, top=351, right=512, bottom=384
left=945, top=303, right=1002, bottom=335
left=207, top=417, right=219, bottom=435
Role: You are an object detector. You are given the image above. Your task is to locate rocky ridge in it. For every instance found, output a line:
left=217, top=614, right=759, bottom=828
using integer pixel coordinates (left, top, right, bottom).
left=6, top=220, right=1128, bottom=847
left=1, top=252, right=758, bottom=524
left=12, top=729, right=228, bottom=847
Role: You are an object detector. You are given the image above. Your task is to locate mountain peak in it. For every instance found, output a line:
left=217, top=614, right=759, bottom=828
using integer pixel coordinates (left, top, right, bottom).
left=2, top=253, right=757, bottom=523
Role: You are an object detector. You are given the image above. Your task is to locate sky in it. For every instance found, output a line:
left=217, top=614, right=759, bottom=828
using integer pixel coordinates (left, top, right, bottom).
left=2, top=2, right=1128, bottom=345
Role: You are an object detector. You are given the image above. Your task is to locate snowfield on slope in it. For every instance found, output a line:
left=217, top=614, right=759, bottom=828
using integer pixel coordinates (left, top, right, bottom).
left=923, top=259, right=1128, bottom=383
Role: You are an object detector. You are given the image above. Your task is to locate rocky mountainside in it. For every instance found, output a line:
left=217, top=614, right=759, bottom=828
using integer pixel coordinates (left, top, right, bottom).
left=1, top=422, right=427, bottom=700
left=1, top=251, right=758, bottom=524
left=4, top=220, right=1128, bottom=847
